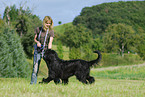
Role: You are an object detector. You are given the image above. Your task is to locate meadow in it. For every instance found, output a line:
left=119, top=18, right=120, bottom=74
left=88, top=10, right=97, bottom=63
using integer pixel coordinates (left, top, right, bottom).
left=0, top=62, right=145, bottom=97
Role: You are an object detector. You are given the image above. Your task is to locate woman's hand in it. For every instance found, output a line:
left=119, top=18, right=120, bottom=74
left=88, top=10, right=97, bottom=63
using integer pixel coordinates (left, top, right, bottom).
left=37, top=41, right=41, bottom=47
left=34, top=34, right=41, bottom=47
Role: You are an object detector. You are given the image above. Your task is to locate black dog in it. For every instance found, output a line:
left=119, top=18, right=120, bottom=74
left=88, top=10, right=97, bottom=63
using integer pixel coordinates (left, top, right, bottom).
left=40, top=49, right=101, bottom=84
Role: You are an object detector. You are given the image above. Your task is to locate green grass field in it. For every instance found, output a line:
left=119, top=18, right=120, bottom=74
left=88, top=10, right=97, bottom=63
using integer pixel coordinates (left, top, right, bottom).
left=1, top=62, right=145, bottom=97
left=0, top=77, right=145, bottom=97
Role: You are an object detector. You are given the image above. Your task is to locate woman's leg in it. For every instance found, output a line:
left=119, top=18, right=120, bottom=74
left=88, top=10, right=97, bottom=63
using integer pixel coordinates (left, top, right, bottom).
left=30, top=51, right=41, bottom=84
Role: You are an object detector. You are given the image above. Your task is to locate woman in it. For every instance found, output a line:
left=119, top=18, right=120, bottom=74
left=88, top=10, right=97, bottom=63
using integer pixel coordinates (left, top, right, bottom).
left=30, top=16, right=54, bottom=84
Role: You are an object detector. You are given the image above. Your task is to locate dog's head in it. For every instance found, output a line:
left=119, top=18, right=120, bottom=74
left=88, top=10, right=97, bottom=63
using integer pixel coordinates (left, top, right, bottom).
left=43, top=49, right=58, bottom=62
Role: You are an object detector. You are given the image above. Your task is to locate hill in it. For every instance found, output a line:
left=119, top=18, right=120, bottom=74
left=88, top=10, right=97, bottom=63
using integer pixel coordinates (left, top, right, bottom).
left=73, top=1, right=145, bottom=37
left=54, top=22, right=73, bottom=35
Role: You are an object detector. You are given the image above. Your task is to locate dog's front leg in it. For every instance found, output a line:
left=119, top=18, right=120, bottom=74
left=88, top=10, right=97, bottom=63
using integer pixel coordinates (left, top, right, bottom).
left=62, top=79, right=69, bottom=85
left=54, top=78, right=61, bottom=84
left=42, top=77, right=53, bottom=83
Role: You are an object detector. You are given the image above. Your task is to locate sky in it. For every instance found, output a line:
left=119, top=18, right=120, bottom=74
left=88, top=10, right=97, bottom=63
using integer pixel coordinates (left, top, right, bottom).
left=0, top=0, right=143, bottom=26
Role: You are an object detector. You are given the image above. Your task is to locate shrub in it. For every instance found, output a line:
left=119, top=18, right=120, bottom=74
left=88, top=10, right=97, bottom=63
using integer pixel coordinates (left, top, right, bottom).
left=57, top=41, right=63, bottom=59
left=69, top=47, right=81, bottom=59
left=137, top=43, right=145, bottom=60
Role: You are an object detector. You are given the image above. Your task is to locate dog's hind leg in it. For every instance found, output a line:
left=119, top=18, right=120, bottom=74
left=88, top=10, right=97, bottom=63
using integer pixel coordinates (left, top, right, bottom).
left=87, top=76, right=95, bottom=84
left=76, top=75, right=88, bottom=84
left=62, top=79, right=69, bottom=85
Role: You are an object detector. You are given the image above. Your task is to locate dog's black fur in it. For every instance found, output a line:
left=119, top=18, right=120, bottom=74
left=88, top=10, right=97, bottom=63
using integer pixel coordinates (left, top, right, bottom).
left=40, top=49, right=101, bottom=84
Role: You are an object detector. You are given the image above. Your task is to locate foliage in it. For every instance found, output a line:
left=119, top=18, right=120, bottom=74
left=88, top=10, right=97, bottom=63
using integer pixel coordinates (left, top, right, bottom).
left=58, top=21, right=62, bottom=25
left=59, top=24, right=94, bottom=59
left=137, top=41, right=145, bottom=60
left=69, top=47, right=81, bottom=59
left=21, top=32, right=35, bottom=58
left=61, top=24, right=93, bottom=48
left=0, top=28, right=30, bottom=78
left=57, top=41, right=63, bottom=59
left=0, top=16, right=4, bottom=32
left=15, top=15, right=28, bottom=36
left=72, top=1, right=145, bottom=59
left=101, top=53, right=142, bottom=67
left=3, top=4, right=42, bottom=58
left=81, top=44, right=96, bottom=61
left=103, top=23, right=138, bottom=56
left=92, top=38, right=104, bottom=52
left=73, top=1, right=145, bottom=36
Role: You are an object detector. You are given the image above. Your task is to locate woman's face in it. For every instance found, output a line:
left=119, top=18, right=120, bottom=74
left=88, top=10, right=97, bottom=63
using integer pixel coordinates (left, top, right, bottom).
left=44, top=20, right=51, bottom=29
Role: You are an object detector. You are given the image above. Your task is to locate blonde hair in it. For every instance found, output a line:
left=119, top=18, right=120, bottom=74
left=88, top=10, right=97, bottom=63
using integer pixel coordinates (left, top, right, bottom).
left=43, top=16, right=53, bottom=31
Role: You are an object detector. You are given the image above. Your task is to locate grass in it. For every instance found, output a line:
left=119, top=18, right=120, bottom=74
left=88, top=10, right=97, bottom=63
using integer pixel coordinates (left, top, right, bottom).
left=54, top=22, right=72, bottom=35
left=1, top=61, right=145, bottom=97
left=0, top=77, right=145, bottom=97
left=91, top=63, right=145, bottom=80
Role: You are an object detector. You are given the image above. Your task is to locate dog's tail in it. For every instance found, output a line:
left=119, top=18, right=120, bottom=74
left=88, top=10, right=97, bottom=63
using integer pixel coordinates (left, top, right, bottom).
left=89, top=50, right=102, bottom=66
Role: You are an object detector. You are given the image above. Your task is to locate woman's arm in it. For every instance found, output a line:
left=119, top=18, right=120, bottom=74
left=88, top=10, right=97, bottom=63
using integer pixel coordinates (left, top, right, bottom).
left=48, top=37, right=53, bottom=49
left=34, top=34, right=41, bottom=47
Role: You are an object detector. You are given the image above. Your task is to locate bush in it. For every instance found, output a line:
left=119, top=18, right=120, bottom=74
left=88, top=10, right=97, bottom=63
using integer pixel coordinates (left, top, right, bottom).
left=57, top=41, right=63, bottom=59
left=0, top=28, right=30, bottom=78
left=137, top=43, right=145, bottom=60
left=69, top=47, right=81, bottom=59
left=81, top=44, right=96, bottom=61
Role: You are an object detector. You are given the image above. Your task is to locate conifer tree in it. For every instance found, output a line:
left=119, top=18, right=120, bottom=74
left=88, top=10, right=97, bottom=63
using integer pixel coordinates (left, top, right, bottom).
left=0, top=28, right=30, bottom=78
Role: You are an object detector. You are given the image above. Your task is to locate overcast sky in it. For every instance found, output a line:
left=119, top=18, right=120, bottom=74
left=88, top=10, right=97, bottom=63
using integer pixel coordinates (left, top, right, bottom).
left=0, top=0, right=143, bottom=26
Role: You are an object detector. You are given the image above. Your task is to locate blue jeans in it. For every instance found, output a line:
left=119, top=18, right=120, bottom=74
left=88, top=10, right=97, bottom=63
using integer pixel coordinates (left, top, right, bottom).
left=30, top=45, right=44, bottom=84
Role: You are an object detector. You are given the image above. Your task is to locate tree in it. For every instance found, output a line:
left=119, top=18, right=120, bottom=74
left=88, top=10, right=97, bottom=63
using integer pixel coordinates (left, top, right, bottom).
left=3, top=6, right=11, bottom=25
left=0, top=16, right=4, bottom=31
left=62, top=24, right=93, bottom=48
left=3, top=4, right=42, bottom=58
left=0, top=28, right=30, bottom=77
left=58, top=21, right=62, bottom=25
left=103, top=23, right=137, bottom=57
left=60, top=24, right=93, bottom=59
left=15, top=15, right=28, bottom=37
left=21, top=32, right=35, bottom=58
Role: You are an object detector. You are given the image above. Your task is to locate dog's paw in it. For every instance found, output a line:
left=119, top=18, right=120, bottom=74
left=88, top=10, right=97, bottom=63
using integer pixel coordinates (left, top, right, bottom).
left=42, top=78, right=45, bottom=82
left=39, top=81, right=43, bottom=84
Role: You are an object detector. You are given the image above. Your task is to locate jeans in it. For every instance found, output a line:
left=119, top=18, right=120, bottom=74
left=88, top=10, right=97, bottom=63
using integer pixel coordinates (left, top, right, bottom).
left=30, top=45, right=44, bottom=84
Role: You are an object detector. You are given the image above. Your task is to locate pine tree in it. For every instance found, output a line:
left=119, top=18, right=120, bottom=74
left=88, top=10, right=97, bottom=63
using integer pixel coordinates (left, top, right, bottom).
left=0, top=28, right=30, bottom=78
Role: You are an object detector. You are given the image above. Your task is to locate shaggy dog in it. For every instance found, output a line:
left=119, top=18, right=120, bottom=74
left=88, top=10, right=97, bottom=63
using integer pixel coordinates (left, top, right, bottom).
left=40, top=49, right=101, bottom=84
